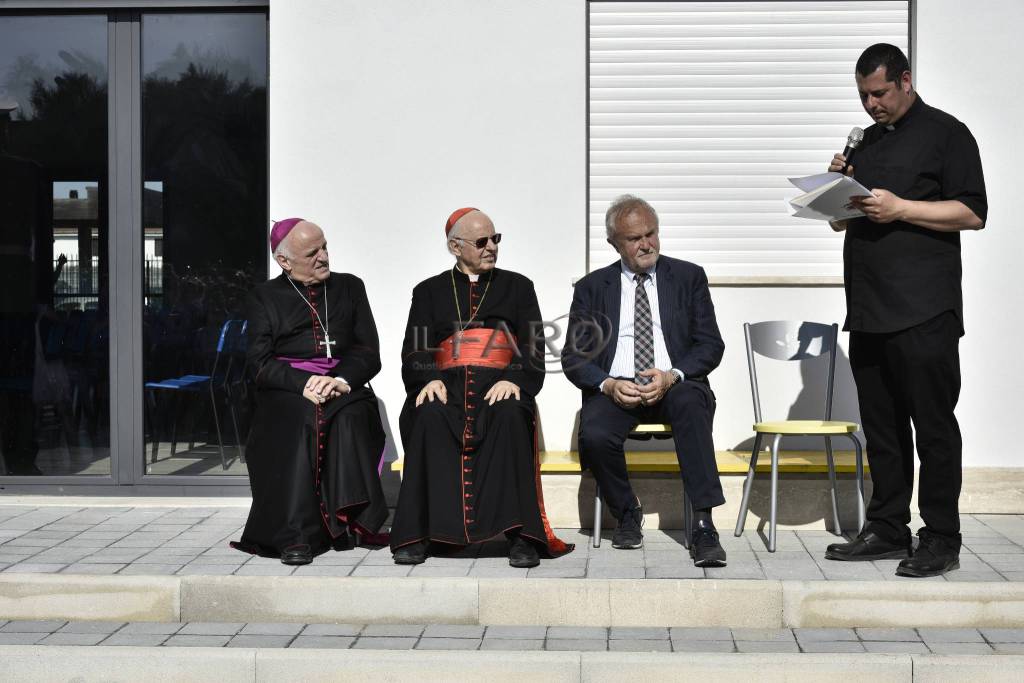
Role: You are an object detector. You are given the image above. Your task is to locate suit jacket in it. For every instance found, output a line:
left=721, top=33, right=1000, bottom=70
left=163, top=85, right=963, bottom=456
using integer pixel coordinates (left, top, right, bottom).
left=561, top=255, right=724, bottom=397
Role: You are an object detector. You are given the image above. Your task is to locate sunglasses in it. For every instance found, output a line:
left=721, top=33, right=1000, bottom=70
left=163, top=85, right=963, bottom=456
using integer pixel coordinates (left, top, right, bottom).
left=452, top=233, right=502, bottom=249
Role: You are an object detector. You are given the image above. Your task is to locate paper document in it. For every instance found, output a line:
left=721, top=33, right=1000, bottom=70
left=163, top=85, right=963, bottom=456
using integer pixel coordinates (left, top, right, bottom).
left=787, top=172, right=873, bottom=221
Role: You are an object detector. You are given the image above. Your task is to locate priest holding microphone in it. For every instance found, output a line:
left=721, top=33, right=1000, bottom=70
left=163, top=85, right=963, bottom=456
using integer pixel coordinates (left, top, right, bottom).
left=822, top=44, right=987, bottom=578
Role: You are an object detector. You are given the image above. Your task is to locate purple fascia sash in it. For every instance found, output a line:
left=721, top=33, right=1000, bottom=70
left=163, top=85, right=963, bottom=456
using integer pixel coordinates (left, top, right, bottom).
left=276, top=356, right=339, bottom=374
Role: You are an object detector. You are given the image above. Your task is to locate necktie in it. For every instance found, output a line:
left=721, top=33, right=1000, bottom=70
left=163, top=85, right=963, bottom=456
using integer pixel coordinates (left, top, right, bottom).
left=633, top=272, right=654, bottom=385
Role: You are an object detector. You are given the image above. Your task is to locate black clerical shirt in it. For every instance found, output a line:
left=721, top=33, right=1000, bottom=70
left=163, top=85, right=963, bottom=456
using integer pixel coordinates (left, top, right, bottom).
left=844, top=96, right=987, bottom=334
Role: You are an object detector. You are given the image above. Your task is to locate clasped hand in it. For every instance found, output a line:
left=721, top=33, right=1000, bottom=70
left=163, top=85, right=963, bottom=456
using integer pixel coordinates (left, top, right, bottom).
left=605, top=369, right=675, bottom=408
left=302, top=375, right=350, bottom=405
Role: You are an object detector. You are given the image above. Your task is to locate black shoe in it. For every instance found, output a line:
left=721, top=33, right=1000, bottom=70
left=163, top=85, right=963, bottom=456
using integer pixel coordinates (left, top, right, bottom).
left=508, top=535, right=540, bottom=569
left=896, top=531, right=960, bottom=578
left=825, top=530, right=911, bottom=562
left=611, top=501, right=644, bottom=550
left=690, top=526, right=727, bottom=568
left=280, top=543, right=313, bottom=565
left=393, top=541, right=427, bottom=565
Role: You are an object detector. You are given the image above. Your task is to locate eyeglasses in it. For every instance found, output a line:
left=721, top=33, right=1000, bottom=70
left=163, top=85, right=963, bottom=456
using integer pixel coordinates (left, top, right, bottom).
left=452, top=233, right=502, bottom=249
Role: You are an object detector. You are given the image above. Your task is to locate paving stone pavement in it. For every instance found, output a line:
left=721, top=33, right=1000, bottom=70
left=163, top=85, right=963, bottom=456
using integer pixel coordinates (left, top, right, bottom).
left=1, top=621, right=1024, bottom=654
left=1, top=505, right=1023, bottom=580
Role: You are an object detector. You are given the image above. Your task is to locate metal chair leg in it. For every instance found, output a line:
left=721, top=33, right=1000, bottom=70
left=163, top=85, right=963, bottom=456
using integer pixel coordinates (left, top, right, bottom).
left=769, top=433, right=782, bottom=552
left=593, top=483, right=603, bottom=548
left=682, top=489, right=692, bottom=550
left=849, top=433, right=866, bottom=533
left=824, top=436, right=842, bottom=535
left=208, top=384, right=227, bottom=470
left=734, top=432, right=763, bottom=536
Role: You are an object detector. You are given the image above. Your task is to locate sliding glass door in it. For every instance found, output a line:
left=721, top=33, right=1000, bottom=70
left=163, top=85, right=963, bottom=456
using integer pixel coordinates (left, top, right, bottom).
left=0, top=6, right=267, bottom=487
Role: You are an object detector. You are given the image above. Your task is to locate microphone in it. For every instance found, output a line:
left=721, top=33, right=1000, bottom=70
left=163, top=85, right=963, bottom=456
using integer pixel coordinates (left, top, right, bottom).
left=840, top=127, right=864, bottom=174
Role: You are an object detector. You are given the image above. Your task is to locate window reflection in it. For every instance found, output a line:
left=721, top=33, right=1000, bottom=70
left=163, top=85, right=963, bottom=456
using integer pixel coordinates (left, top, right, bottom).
left=141, top=13, right=267, bottom=476
left=0, top=15, right=109, bottom=476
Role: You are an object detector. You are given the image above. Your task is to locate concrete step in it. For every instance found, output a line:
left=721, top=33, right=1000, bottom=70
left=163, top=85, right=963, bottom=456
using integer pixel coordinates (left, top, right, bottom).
left=0, top=643, right=1021, bottom=682
left=3, top=573, right=1024, bottom=630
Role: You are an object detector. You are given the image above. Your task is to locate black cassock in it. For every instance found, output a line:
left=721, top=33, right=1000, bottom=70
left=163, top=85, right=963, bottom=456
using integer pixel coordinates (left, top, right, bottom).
left=390, top=266, right=572, bottom=557
left=232, top=272, right=387, bottom=558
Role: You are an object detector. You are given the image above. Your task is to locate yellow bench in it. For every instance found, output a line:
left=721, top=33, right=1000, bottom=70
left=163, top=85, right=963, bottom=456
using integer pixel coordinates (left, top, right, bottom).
left=390, top=450, right=869, bottom=474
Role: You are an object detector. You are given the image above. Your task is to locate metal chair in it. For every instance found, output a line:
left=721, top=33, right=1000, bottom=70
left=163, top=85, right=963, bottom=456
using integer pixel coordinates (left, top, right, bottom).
left=591, top=423, right=692, bottom=550
left=734, top=321, right=866, bottom=552
left=144, top=319, right=245, bottom=470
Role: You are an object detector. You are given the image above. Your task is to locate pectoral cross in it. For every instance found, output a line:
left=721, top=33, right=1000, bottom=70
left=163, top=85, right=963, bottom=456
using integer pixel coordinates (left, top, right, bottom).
left=319, top=334, right=337, bottom=359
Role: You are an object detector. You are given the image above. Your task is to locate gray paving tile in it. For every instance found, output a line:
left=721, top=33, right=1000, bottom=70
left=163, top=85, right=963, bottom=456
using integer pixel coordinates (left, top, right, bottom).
left=993, top=643, right=1024, bottom=654
left=926, top=642, right=994, bottom=655
left=735, top=640, right=801, bottom=653
left=671, top=640, right=734, bottom=653
left=176, top=563, right=243, bottom=575
left=290, top=636, right=355, bottom=648
left=40, top=633, right=108, bottom=646
left=485, top=625, right=547, bottom=640
left=793, top=628, right=858, bottom=643
left=290, top=564, right=355, bottom=577
left=980, top=628, right=1024, bottom=643
left=609, top=639, right=672, bottom=652
left=101, top=634, right=168, bottom=647
left=227, top=635, right=295, bottom=648
left=856, top=627, right=921, bottom=642
left=481, top=638, right=544, bottom=651
left=408, top=566, right=472, bottom=578
left=548, top=626, right=607, bottom=640
left=800, top=641, right=867, bottom=653
left=350, top=565, right=413, bottom=577
left=62, top=563, right=127, bottom=574
left=0, top=633, right=46, bottom=645
left=546, top=639, right=607, bottom=651
left=58, top=621, right=125, bottom=634
left=352, top=637, right=417, bottom=649
left=301, top=624, right=362, bottom=637
left=164, top=634, right=232, bottom=647
left=3, top=563, right=65, bottom=573
left=416, top=637, right=481, bottom=650
left=1, top=620, right=66, bottom=633
left=422, top=624, right=485, bottom=639
left=233, top=564, right=296, bottom=576
left=119, top=622, right=183, bottom=635
left=468, top=566, right=527, bottom=578
left=731, top=628, right=796, bottom=643
left=238, top=622, right=305, bottom=636
left=645, top=565, right=705, bottom=579
left=360, top=624, right=424, bottom=638
left=863, top=641, right=930, bottom=654
left=610, top=627, right=669, bottom=640
left=526, top=565, right=586, bottom=578
left=670, top=627, right=734, bottom=641
left=918, top=628, right=984, bottom=643
left=178, top=622, right=244, bottom=636
left=118, top=563, right=184, bottom=575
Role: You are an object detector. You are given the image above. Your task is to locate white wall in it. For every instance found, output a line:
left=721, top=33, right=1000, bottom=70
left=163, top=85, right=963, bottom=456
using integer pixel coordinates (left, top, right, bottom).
left=269, top=0, right=587, bottom=456
left=271, top=0, right=1021, bottom=467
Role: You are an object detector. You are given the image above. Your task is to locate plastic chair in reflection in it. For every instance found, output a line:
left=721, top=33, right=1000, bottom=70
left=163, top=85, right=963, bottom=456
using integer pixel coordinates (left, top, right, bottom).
left=144, top=318, right=245, bottom=471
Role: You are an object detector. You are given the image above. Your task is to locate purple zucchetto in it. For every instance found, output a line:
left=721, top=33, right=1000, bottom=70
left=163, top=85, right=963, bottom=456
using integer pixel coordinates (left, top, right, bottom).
left=269, top=217, right=306, bottom=254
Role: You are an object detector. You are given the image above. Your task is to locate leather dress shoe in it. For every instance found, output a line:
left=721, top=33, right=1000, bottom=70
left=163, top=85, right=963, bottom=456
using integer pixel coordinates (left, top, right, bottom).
left=508, top=535, right=540, bottom=569
left=393, top=540, right=427, bottom=565
left=280, top=543, right=313, bottom=566
left=612, top=501, right=644, bottom=550
left=896, top=531, right=959, bottom=578
left=825, top=530, right=911, bottom=561
left=690, top=525, right=727, bottom=568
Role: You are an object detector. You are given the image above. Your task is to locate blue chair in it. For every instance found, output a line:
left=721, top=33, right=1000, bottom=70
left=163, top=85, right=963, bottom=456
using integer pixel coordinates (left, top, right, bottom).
left=145, top=319, right=245, bottom=470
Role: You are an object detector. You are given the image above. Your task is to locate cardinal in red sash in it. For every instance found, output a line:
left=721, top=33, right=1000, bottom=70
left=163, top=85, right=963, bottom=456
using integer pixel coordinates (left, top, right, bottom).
left=390, top=208, right=573, bottom=567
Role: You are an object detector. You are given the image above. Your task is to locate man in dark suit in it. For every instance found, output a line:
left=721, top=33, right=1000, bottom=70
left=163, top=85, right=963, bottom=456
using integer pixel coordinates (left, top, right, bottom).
left=561, top=195, right=727, bottom=567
